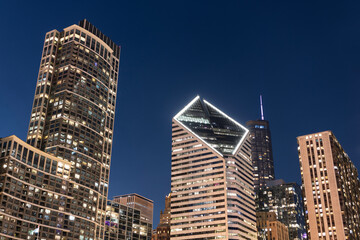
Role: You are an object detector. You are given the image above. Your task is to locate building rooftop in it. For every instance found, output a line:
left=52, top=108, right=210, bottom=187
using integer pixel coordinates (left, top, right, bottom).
left=173, top=96, right=248, bottom=156
left=113, top=193, right=154, bottom=203
left=78, top=19, right=121, bottom=58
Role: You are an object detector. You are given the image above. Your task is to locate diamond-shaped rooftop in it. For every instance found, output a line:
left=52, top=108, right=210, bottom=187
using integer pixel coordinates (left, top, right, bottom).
left=174, top=96, right=248, bottom=156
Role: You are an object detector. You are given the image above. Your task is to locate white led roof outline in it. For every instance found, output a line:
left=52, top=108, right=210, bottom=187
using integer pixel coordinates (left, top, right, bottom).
left=203, top=99, right=249, bottom=155
left=173, top=96, right=249, bottom=156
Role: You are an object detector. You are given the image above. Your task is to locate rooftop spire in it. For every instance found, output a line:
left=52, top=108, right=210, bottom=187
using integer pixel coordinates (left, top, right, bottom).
left=260, top=95, right=264, bottom=120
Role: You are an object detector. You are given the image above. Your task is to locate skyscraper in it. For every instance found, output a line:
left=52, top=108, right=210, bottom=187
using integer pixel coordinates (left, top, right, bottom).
left=256, top=179, right=307, bottom=240
left=246, top=96, right=275, bottom=189
left=0, top=20, right=120, bottom=239
left=170, top=96, right=257, bottom=240
left=297, top=131, right=360, bottom=240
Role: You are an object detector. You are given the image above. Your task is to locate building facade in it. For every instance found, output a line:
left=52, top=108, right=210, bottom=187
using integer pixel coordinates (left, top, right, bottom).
left=0, top=19, right=120, bottom=239
left=152, top=194, right=171, bottom=240
left=246, top=96, right=275, bottom=189
left=113, top=194, right=153, bottom=240
left=158, top=194, right=170, bottom=226
left=170, top=96, right=257, bottom=240
left=0, top=136, right=75, bottom=239
left=257, top=180, right=307, bottom=240
left=257, top=212, right=289, bottom=240
left=297, top=131, right=360, bottom=240
left=105, top=194, right=153, bottom=240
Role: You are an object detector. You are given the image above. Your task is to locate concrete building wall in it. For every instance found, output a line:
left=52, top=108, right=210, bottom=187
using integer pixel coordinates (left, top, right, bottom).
left=170, top=121, right=229, bottom=239
left=257, top=212, right=289, bottom=240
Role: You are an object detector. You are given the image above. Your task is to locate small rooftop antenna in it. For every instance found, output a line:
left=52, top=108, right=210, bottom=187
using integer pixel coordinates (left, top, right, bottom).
left=260, top=95, right=264, bottom=120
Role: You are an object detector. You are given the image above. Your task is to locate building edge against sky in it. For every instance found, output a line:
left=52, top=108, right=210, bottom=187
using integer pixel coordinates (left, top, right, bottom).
left=297, top=130, right=360, bottom=240
left=246, top=95, right=275, bottom=190
left=152, top=194, right=171, bottom=240
left=0, top=19, right=124, bottom=240
left=105, top=193, right=154, bottom=240
left=170, top=96, right=257, bottom=239
left=2, top=16, right=359, bottom=240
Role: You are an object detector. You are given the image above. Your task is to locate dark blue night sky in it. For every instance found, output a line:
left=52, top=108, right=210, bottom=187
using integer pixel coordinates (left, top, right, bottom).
left=1, top=1, right=359, bottom=226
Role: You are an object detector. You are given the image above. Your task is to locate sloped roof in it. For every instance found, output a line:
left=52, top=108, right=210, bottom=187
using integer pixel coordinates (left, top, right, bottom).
left=174, top=96, right=248, bottom=156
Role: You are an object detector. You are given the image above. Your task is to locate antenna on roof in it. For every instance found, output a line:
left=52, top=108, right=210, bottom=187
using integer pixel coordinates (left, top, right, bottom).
left=260, top=95, right=264, bottom=120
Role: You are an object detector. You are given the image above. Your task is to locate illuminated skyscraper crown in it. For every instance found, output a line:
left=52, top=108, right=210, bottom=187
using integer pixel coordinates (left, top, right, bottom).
left=174, top=96, right=248, bottom=156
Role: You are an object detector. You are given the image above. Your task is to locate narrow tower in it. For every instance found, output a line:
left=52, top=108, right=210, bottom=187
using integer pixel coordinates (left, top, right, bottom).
left=152, top=194, right=171, bottom=240
left=260, top=95, right=264, bottom=120
left=170, top=96, right=257, bottom=240
left=246, top=95, right=275, bottom=189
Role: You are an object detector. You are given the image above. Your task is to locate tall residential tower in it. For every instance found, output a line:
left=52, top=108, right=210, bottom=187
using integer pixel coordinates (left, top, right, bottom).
left=246, top=95, right=275, bottom=189
left=0, top=20, right=120, bottom=239
left=297, top=131, right=360, bottom=239
left=170, top=96, right=257, bottom=240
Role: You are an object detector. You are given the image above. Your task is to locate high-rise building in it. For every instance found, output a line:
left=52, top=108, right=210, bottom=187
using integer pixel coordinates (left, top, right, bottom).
left=152, top=194, right=171, bottom=240
left=297, top=131, right=360, bottom=240
left=105, top=194, right=153, bottom=240
left=256, top=179, right=307, bottom=240
left=246, top=96, right=275, bottom=189
left=113, top=193, right=153, bottom=239
left=0, top=135, right=76, bottom=239
left=257, top=211, right=289, bottom=240
left=170, top=96, right=257, bottom=240
left=0, top=19, right=120, bottom=239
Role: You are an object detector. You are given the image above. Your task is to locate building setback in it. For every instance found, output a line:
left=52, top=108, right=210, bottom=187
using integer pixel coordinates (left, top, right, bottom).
left=170, top=96, right=257, bottom=240
left=0, top=19, right=120, bottom=239
left=158, top=194, right=170, bottom=226
left=297, top=131, right=360, bottom=240
left=256, top=179, right=307, bottom=240
left=152, top=194, right=171, bottom=240
left=246, top=96, right=275, bottom=190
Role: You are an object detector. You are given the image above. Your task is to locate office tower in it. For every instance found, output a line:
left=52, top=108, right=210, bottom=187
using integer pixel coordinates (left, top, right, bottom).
left=257, top=179, right=307, bottom=240
left=246, top=96, right=275, bottom=189
left=170, top=96, right=257, bottom=240
left=297, top=131, right=360, bottom=240
left=152, top=194, right=171, bottom=240
left=105, top=194, right=153, bottom=240
left=113, top=193, right=153, bottom=239
left=257, top=212, right=289, bottom=240
left=0, top=20, right=120, bottom=239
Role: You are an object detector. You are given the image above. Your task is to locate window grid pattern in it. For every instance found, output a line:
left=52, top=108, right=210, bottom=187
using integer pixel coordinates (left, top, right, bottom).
left=298, top=131, right=360, bottom=240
